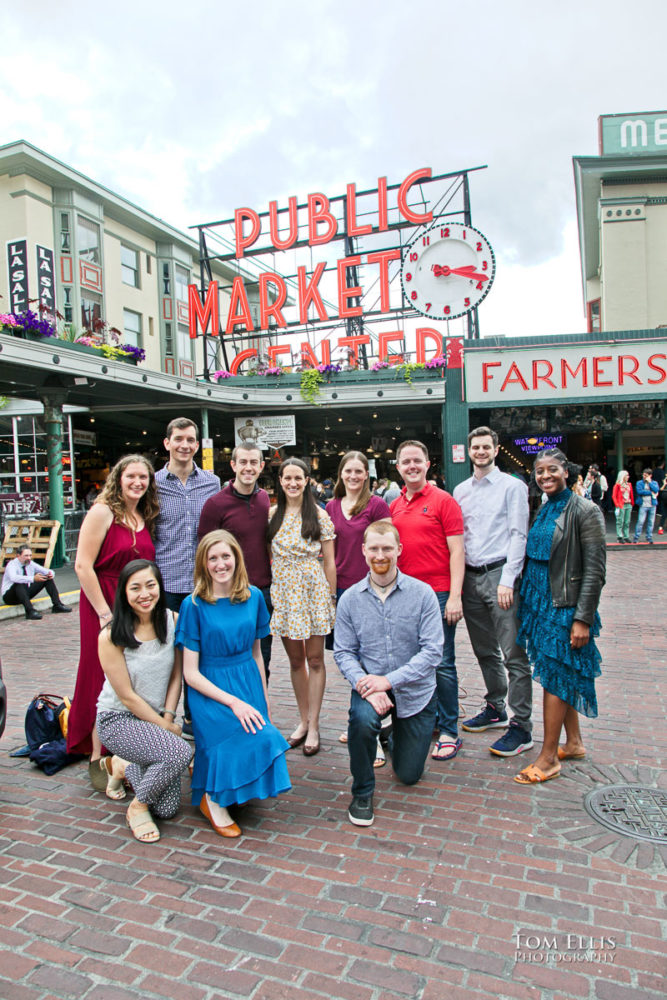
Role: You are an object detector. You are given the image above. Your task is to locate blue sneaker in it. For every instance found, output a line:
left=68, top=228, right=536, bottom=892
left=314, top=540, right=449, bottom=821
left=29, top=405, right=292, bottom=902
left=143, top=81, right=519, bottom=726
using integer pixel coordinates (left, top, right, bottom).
left=489, top=724, right=534, bottom=757
left=462, top=703, right=508, bottom=732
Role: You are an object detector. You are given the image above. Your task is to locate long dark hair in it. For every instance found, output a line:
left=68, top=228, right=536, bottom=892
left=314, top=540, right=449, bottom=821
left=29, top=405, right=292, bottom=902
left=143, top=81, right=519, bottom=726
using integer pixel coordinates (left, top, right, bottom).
left=332, top=451, right=371, bottom=517
left=268, top=457, right=322, bottom=544
left=110, top=559, right=168, bottom=650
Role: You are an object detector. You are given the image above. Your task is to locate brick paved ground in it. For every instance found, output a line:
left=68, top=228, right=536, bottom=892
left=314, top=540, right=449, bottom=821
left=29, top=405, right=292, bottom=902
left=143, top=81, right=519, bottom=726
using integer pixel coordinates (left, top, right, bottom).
left=0, top=549, right=665, bottom=1000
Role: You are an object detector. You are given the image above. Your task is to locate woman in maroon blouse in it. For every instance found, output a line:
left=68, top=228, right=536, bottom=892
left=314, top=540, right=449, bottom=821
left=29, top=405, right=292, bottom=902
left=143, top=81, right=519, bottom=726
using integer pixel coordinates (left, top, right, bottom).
left=326, top=451, right=391, bottom=759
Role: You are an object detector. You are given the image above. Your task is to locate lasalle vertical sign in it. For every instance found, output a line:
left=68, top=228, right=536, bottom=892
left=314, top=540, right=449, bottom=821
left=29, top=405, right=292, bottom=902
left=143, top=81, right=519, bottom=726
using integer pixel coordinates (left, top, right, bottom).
left=7, top=239, right=28, bottom=313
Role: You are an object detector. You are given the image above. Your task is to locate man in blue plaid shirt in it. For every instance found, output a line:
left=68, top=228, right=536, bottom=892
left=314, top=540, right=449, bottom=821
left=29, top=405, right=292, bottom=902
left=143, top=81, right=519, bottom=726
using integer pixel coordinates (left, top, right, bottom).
left=154, top=417, right=220, bottom=737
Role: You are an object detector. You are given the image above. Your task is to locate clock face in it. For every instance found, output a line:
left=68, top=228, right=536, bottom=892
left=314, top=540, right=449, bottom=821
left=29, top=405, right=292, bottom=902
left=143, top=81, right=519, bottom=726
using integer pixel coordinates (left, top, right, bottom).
left=400, top=221, right=496, bottom=320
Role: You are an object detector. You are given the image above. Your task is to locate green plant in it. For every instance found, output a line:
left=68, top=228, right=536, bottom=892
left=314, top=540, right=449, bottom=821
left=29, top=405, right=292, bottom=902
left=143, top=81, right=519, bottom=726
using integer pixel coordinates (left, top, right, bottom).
left=300, top=367, right=324, bottom=404
left=59, top=323, right=79, bottom=343
left=395, top=361, right=425, bottom=385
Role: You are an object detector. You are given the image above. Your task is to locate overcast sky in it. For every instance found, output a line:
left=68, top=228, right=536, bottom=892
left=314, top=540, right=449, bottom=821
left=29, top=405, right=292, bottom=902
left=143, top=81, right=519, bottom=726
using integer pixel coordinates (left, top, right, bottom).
left=3, top=0, right=666, bottom=340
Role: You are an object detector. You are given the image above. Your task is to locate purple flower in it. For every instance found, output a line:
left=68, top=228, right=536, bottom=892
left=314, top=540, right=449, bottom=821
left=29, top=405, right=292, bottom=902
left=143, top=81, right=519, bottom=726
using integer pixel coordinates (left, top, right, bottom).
left=12, top=309, right=57, bottom=337
left=212, top=369, right=233, bottom=381
left=425, top=355, right=447, bottom=369
left=118, top=344, right=146, bottom=362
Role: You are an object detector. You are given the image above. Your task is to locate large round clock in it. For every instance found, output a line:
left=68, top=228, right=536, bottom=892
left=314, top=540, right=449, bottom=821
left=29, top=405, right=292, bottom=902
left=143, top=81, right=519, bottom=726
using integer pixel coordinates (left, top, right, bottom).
left=400, top=221, right=496, bottom=320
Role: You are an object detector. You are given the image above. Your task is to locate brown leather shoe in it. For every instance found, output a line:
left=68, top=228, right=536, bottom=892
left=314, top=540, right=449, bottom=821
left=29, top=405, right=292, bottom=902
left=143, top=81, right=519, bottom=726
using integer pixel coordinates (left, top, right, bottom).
left=199, top=794, right=241, bottom=838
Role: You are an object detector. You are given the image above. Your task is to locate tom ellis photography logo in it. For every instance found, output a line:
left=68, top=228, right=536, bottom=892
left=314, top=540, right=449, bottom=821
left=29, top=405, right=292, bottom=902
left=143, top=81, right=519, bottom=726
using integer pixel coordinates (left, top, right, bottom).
left=515, top=933, right=617, bottom=964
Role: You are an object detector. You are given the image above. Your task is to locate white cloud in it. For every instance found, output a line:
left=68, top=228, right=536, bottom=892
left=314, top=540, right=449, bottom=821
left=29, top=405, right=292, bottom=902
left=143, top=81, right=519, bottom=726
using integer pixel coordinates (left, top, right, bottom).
left=1, top=0, right=665, bottom=336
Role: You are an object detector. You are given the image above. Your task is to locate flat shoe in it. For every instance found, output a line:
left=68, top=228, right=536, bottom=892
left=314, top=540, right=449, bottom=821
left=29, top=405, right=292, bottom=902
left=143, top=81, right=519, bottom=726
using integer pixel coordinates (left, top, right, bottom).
left=557, top=746, right=586, bottom=761
left=126, top=807, right=160, bottom=843
left=287, top=730, right=307, bottom=749
left=199, top=795, right=242, bottom=838
left=303, top=734, right=320, bottom=756
left=431, top=737, right=463, bottom=761
left=338, top=732, right=348, bottom=744
left=373, top=744, right=386, bottom=769
left=514, top=764, right=561, bottom=784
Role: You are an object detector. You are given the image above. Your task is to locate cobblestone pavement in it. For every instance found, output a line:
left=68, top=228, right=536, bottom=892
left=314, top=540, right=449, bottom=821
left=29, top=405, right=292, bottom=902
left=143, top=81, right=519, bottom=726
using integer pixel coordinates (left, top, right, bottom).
left=0, top=549, right=665, bottom=1000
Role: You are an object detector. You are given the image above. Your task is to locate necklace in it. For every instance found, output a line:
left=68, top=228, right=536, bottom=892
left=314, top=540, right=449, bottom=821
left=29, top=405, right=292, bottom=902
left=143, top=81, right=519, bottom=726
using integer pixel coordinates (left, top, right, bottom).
left=371, top=572, right=398, bottom=592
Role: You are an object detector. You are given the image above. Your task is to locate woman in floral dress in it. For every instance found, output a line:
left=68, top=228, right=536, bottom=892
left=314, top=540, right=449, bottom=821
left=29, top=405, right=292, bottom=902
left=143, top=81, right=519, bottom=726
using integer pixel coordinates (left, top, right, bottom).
left=268, top=458, right=336, bottom=756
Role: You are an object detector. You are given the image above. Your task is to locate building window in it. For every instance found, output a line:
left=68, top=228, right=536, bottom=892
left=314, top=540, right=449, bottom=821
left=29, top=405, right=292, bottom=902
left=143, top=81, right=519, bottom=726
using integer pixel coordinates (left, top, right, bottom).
left=162, top=262, right=171, bottom=295
left=164, top=321, right=173, bottom=356
left=587, top=299, right=601, bottom=333
left=81, top=292, right=102, bottom=331
left=63, top=286, right=73, bottom=323
left=60, top=213, right=71, bottom=253
left=175, top=264, right=189, bottom=302
left=76, top=216, right=101, bottom=264
left=121, top=245, right=139, bottom=287
left=177, top=323, right=192, bottom=361
left=123, top=309, right=142, bottom=347
left=146, top=253, right=152, bottom=275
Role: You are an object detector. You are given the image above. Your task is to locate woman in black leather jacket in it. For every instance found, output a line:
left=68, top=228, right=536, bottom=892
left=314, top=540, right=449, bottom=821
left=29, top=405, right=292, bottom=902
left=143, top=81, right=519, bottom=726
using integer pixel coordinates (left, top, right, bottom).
left=515, top=448, right=606, bottom=784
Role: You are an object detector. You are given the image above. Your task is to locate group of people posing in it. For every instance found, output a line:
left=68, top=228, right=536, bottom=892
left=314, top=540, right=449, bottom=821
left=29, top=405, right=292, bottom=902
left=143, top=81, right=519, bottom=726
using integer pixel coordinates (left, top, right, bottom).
left=64, top=418, right=606, bottom=838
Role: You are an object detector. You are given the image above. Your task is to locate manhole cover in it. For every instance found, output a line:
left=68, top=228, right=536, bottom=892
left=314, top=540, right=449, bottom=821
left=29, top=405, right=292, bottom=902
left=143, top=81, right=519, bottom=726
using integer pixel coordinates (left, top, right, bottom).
left=584, top=784, right=667, bottom=844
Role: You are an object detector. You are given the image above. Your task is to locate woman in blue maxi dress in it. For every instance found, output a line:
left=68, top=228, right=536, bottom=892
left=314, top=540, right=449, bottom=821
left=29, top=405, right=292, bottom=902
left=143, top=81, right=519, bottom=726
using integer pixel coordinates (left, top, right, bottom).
left=175, top=530, right=290, bottom=837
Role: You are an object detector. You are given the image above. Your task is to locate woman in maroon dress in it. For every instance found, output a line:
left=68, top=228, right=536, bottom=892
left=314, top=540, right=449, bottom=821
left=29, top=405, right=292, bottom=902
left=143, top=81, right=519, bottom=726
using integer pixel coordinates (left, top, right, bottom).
left=67, top=455, right=158, bottom=787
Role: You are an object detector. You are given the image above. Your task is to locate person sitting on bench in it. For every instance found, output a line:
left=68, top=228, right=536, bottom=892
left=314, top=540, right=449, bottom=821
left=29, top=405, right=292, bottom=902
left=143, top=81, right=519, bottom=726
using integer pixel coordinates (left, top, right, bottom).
left=1, top=545, right=72, bottom=620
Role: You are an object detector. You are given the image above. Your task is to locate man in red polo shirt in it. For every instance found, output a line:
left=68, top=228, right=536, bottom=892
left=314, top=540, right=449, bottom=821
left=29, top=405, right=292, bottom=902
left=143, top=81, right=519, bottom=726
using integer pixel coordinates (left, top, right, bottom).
left=390, top=440, right=465, bottom=762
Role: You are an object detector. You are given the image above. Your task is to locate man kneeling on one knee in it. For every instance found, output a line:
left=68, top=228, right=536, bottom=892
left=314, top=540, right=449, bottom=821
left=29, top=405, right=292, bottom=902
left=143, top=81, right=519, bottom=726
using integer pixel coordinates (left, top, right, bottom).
left=334, top=522, right=443, bottom=827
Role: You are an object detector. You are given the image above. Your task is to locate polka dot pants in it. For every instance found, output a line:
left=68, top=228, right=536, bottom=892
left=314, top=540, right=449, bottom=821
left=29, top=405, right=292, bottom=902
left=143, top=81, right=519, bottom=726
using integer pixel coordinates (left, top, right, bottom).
left=97, top=711, right=192, bottom=819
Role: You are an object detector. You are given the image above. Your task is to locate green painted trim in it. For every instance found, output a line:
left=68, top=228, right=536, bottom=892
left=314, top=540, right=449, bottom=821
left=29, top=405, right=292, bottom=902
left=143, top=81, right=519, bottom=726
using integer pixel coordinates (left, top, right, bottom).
left=469, top=390, right=666, bottom=409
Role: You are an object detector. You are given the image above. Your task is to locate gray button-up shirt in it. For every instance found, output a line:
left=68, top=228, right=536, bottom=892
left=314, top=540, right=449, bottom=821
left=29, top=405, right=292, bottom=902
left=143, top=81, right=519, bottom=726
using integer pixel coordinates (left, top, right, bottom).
left=334, top=571, right=442, bottom=718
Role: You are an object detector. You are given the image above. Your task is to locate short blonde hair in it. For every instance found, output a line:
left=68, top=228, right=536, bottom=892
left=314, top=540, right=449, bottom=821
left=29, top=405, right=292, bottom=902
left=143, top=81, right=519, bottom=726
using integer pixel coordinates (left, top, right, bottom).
left=193, top=530, right=251, bottom=604
left=363, top=520, right=399, bottom=544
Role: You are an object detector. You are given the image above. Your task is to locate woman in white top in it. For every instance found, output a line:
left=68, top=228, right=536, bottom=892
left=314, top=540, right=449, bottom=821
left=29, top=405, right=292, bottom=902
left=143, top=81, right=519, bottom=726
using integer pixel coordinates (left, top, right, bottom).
left=96, top=559, right=191, bottom=844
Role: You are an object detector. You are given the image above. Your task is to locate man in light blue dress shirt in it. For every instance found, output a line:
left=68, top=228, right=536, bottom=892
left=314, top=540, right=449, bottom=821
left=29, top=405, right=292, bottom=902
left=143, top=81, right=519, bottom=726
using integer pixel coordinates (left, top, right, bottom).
left=334, top=522, right=443, bottom=827
left=453, top=427, right=533, bottom=757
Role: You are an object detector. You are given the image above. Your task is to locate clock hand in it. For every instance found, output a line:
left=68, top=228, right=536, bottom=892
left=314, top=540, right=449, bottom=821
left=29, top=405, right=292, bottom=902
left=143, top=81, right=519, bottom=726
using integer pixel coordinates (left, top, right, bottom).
left=432, top=264, right=489, bottom=282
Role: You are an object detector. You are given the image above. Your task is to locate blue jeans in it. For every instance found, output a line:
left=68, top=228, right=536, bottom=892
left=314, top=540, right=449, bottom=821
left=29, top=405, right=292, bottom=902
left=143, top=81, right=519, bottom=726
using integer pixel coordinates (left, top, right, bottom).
left=348, top=689, right=437, bottom=798
left=435, top=591, right=459, bottom=739
left=634, top=505, right=656, bottom=541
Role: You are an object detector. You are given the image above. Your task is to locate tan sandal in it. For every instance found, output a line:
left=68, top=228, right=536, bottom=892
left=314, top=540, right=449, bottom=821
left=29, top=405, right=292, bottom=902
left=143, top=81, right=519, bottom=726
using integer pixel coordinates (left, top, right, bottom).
left=104, top=756, right=128, bottom=800
left=126, top=805, right=160, bottom=843
left=88, top=756, right=111, bottom=792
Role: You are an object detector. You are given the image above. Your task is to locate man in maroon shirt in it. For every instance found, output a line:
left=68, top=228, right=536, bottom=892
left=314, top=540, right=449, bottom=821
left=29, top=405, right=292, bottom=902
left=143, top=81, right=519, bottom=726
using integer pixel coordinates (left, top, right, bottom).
left=198, top=445, right=273, bottom=680
left=390, top=440, right=465, bottom=762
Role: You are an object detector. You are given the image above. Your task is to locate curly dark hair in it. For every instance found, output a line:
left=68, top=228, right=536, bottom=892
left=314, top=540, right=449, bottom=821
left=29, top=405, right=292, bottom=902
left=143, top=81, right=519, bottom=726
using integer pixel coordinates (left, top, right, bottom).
left=96, top=454, right=159, bottom=537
